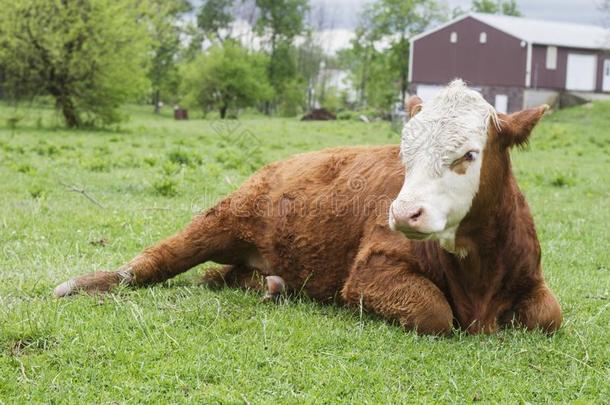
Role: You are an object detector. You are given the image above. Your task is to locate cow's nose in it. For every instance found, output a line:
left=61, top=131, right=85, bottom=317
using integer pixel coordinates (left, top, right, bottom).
left=391, top=204, right=425, bottom=230
left=407, top=207, right=424, bottom=225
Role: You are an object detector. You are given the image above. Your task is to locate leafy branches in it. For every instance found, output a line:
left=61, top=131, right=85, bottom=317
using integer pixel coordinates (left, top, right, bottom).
left=180, top=43, right=273, bottom=118
left=471, top=0, right=522, bottom=16
left=339, top=0, right=443, bottom=110
left=0, top=0, right=150, bottom=127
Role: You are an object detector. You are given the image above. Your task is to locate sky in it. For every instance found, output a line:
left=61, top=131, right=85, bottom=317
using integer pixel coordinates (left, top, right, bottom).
left=310, top=0, right=607, bottom=29
left=188, top=0, right=608, bottom=53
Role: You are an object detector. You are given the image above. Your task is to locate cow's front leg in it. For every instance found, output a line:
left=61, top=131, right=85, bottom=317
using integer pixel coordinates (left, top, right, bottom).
left=513, top=283, right=562, bottom=333
left=341, top=254, right=453, bottom=336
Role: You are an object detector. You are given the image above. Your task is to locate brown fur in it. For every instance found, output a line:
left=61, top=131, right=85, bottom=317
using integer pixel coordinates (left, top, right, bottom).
left=56, top=108, right=561, bottom=336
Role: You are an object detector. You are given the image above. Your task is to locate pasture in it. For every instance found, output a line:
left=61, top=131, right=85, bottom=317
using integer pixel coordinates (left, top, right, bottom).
left=0, top=103, right=609, bottom=402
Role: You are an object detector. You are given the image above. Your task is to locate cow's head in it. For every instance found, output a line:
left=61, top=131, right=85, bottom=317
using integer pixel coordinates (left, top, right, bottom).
left=389, top=80, right=547, bottom=252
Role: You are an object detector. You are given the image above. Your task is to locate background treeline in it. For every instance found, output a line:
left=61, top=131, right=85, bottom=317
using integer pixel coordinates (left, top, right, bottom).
left=0, top=0, right=521, bottom=127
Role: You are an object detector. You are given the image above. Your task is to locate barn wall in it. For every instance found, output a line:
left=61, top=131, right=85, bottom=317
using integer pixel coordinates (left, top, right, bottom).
left=407, top=83, right=524, bottom=113
left=531, top=45, right=608, bottom=91
left=478, top=85, right=524, bottom=113
left=531, top=45, right=565, bottom=90
left=411, top=16, right=527, bottom=87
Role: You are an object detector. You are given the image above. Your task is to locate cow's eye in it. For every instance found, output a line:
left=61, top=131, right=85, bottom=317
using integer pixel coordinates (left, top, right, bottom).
left=463, top=151, right=478, bottom=162
left=450, top=150, right=479, bottom=172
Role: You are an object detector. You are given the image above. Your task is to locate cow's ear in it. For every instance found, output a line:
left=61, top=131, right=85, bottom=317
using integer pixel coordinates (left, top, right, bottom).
left=405, top=96, right=423, bottom=118
left=498, top=105, right=549, bottom=148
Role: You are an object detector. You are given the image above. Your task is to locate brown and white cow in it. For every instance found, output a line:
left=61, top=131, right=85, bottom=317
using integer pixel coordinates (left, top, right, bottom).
left=54, top=80, right=562, bottom=335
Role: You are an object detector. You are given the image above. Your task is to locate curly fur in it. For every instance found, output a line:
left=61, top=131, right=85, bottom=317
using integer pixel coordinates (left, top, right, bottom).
left=55, top=83, right=561, bottom=336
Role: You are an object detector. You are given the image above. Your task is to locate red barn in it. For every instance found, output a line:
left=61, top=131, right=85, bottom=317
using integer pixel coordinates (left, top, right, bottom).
left=409, top=13, right=610, bottom=113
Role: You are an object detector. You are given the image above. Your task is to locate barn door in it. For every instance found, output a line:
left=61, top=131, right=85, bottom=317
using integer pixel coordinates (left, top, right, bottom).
left=603, top=59, right=610, bottom=93
left=566, top=54, right=597, bottom=91
left=416, top=85, right=443, bottom=101
left=494, top=94, right=508, bottom=114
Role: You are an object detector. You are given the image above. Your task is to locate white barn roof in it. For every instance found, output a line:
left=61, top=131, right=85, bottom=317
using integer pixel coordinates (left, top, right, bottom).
left=471, top=13, right=609, bottom=50
left=412, top=13, right=610, bottom=51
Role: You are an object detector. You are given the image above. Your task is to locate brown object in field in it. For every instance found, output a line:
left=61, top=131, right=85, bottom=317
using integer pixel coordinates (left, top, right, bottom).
left=301, top=108, right=336, bottom=121
left=174, top=108, right=188, bottom=120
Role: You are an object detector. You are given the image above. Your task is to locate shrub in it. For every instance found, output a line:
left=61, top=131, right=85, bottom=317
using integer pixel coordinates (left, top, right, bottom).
left=152, top=178, right=178, bottom=197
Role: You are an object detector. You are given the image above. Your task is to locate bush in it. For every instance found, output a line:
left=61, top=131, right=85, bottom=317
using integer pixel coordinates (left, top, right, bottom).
left=152, top=178, right=178, bottom=197
left=85, top=158, right=111, bottom=173
left=167, top=150, right=200, bottom=167
left=336, top=109, right=385, bottom=122
left=337, top=111, right=357, bottom=121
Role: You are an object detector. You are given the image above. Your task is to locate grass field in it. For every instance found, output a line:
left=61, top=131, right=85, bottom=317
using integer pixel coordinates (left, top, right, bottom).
left=0, top=102, right=609, bottom=403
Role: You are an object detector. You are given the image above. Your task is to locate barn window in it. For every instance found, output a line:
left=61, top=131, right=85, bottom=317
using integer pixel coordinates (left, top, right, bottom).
left=546, top=46, right=558, bottom=70
left=450, top=32, right=458, bottom=43
left=479, top=32, right=487, bottom=44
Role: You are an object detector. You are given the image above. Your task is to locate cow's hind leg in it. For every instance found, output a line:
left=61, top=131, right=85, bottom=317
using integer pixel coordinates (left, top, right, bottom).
left=341, top=253, right=453, bottom=336
left=201, top=267, right=286, bottom=303
left=200, top=265, right=265, bottom=292
left=54, top=206, right=247, bottom=297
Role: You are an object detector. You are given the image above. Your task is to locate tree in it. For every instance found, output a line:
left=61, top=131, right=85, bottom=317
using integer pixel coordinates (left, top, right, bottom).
left=472, top=0, right=522, bottom=16
left=0, top=0, right=150, bottom=127
left=297, top=3, right=336, bottom=110
left=147, top=0, right=192, bottom=114
left=356, top=0, right=443, bottom=106
left=197, top=0, right=234, bottom=43
left=338, top=26, right=376, bottom=108
left=449, top=6, right=467, bottom=19
left=180, top=42, right=273, bottom=118
left=254, top=0, right=309, bottom=114
left=297, top=40, right=326, bottom=109
left=472, top=0, right=499, bottom=13
left=255, top=0, right=309, bottom=49
left=500, top=0, right=522, bottom=16
left=338, top=29, right=396, bottom=112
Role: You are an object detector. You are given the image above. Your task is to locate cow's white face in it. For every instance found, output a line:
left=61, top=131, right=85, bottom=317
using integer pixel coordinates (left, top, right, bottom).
left=389, top=80, right=497, bottom=252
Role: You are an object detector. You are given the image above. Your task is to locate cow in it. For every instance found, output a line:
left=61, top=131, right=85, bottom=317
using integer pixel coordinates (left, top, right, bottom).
left=54, top=80, right=562, bottom=335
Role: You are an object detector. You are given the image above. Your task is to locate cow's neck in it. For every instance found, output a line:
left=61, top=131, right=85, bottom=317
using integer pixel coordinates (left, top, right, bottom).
left=442, top=160, right=540, bottom=331
left=454, top=170, right=516, bottom=276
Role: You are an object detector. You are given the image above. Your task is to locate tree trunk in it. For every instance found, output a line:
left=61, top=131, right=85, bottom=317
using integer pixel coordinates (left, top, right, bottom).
left=58, top=94, right=80, bottom=128
left=153, top=90, right=161, bottom=114
left=264, top=33, right=277, bottom=116
left=359, top=47, right=370, bottom=108
left=220, top=104, right=228, bottom=119
left=400, top=69, right=407, bottom=106
left=400, top=36, right=409, bottom=106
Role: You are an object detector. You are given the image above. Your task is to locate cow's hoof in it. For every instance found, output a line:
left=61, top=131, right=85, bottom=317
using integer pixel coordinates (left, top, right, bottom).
left=52, top=271, right=123, bottom=298
left=262, top=293, right=280, bottom=302
left=262, top=275, right=286, bottom=303
left=54, top=279, right=77, bottom=297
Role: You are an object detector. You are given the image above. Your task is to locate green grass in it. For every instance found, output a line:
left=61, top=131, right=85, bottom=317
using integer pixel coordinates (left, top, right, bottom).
left=0, top=102, right=609, bottom=403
